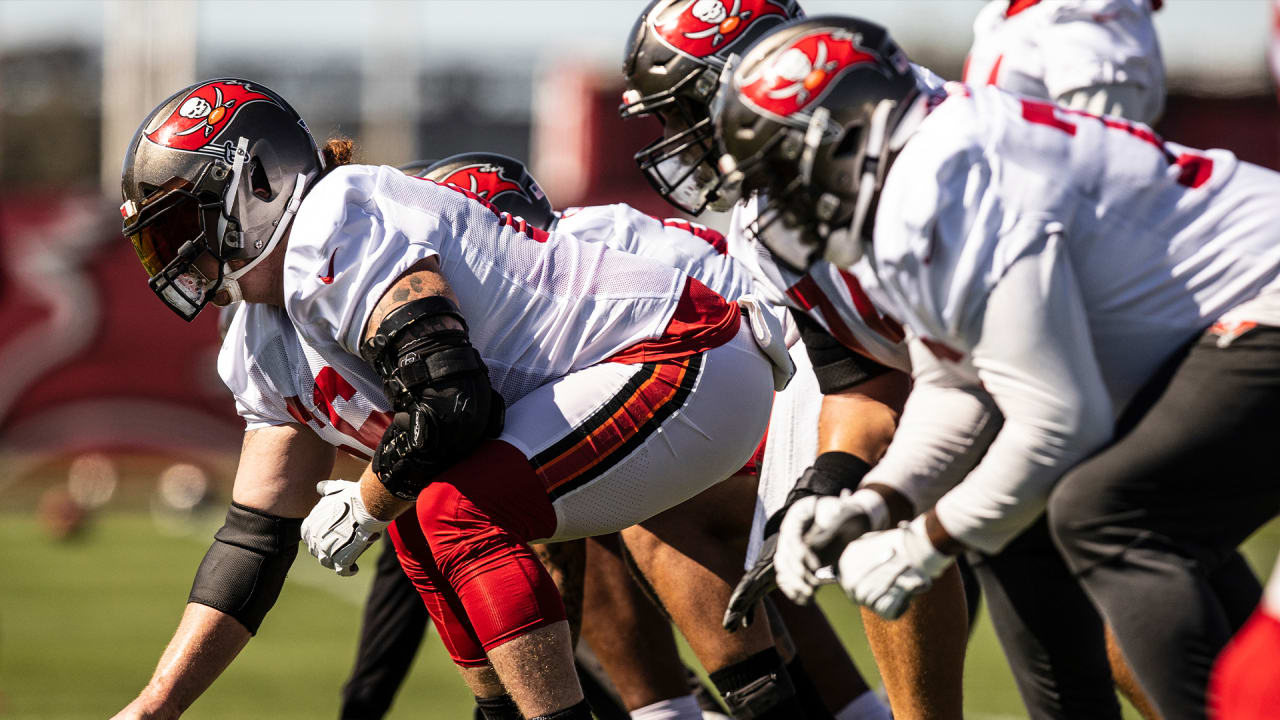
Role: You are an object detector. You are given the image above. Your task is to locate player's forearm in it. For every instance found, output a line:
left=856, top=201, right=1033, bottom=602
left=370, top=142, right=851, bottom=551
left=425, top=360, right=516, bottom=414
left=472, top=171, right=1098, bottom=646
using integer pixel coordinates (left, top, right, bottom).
left=358, top=463, right=413, bottom=521
left=816, top=370, right=913, bottom=523
left=816, top=369, right=910, bottom=462
left=859, top=379, right=1001, bottom=520
left=127, top=603, right=252, bottom=716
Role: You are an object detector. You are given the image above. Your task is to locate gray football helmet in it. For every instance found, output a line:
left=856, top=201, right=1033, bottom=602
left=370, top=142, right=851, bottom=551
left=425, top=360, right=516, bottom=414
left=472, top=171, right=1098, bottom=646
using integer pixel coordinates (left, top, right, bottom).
left=621, top=0, right=802, bottom=215
left=416, top=152, right=555, bottom=231
left=712, top=16, right=921, bottom=272
left=120, top=78, right=323, bottom=320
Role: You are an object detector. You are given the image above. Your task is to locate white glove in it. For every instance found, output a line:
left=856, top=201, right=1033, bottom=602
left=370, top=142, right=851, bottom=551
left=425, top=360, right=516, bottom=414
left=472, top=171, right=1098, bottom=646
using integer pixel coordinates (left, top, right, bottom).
left=774, top=488, right=887, bottom=604
left=836, top=516, right=953, bottom=619
left=301, top=479, right=390, bottom=577
left=737, top=295, right=796, bottom=391
left=773, top=493, right=840, bottom=603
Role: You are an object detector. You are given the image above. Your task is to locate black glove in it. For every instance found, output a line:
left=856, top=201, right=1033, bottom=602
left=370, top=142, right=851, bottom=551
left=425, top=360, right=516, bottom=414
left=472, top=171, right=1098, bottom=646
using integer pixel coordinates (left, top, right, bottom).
left=722, top=482, right=817, bottom=631
left=372, top=386, right=504, bottom=502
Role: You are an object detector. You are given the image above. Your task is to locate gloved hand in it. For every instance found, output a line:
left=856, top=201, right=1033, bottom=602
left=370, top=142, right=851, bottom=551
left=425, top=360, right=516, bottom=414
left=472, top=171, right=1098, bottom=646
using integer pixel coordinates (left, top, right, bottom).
left=836, top=516, right=953, bottom=619
left=724, top=530, right=780, bottom=631
left=773, top=488, right=884, bottom=605
left=301, top=479, right=390, bottom=576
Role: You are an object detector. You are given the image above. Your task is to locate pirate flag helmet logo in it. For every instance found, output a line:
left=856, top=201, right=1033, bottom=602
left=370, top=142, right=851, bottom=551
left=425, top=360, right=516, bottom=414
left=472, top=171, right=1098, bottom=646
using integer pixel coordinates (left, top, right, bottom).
left=145, top=80, right=279, bottom=153
left=713, top=18, right=920, bottom=273
left=416, top=152, right=555, bottom=231
left=654, top=0, right=793, bottom=61
left=738, top=28, right=893, bottom=120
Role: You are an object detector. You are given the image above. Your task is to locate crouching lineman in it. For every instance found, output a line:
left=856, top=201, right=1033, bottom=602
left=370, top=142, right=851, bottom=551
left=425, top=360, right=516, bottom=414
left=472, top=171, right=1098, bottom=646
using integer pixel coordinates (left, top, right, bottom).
left=113, top=78, right=788, bottom=720
left=712, top=15, right=1280, bottom=720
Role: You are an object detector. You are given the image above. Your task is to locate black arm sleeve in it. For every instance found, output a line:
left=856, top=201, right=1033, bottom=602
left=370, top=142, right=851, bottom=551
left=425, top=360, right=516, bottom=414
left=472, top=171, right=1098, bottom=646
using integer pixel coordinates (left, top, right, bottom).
left=790, top=309, right=893, bottom=394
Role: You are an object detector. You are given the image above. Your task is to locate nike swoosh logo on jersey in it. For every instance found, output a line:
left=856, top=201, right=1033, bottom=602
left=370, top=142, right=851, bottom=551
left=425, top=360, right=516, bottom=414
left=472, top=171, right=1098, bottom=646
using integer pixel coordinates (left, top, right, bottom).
left=319, top=249, right=338, bottom=284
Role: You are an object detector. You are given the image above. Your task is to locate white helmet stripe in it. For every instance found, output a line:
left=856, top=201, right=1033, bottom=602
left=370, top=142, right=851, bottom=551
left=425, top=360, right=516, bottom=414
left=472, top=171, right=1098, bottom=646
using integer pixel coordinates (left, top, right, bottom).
left=215, top=136, right=251, bottom=246
left=223, top=172, right=306, bottom=282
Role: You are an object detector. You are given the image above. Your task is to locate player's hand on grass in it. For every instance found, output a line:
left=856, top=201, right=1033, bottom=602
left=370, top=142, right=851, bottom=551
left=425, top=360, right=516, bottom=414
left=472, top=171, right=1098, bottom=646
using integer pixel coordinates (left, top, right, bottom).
left=725, top=474, right=832, bottom=628
left=835, top=517, right=952, bottom=619
left=301, top=479, right=390, bottom=576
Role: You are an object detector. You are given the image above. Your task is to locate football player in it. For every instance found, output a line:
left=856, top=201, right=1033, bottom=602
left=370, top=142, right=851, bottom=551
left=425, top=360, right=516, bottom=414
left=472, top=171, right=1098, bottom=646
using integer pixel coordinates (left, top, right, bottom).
left=435, top=151, right=880, bottom=720
left=621, top=2, right=975, bottom=718
left=713, top=15, right=1280, bottom=720
left=113, top=78, right=789, bottom=720
left=964, top=0, right=1165, bottom=124
left=338, top=152, right=796, bottom=720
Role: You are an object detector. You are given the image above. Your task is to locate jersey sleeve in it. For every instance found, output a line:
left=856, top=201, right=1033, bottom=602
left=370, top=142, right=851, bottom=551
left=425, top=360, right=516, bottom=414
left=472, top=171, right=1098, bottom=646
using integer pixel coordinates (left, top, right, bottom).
left=283, top=165, right=445, bottom=355
left=1040, top=1, right=1165, bottom=123
left=860, top=336, right=1002, bottom=514
left=927, top=234, right=1115, bottom=554
left=217, top=304, right=299, bottom=431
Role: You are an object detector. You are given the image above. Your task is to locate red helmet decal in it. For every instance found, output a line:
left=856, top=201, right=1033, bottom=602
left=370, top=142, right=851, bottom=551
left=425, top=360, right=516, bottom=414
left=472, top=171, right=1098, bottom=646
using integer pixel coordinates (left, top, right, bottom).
left=740, top=29, right=883, bottom=118
left=439, top=164, right=529, bottom=202
left=146, top=81, right=276, bottom=151
left=654, top=0, right=790, bottom=59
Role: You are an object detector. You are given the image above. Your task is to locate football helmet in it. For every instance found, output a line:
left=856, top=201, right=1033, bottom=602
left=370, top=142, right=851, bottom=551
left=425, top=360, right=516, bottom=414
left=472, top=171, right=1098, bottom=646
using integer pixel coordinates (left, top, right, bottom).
left=621, top=0, right=802, bottom=215
left=417, top=152, right=555, bottom=231
left=120, top=78, right=323, bottom=320
left=712, top=16, right=923, bottom=272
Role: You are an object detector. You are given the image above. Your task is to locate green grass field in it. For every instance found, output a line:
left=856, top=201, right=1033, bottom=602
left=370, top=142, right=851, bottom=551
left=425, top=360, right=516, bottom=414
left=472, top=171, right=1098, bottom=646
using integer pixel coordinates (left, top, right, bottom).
left=2, top=510, right=1276, bottom=719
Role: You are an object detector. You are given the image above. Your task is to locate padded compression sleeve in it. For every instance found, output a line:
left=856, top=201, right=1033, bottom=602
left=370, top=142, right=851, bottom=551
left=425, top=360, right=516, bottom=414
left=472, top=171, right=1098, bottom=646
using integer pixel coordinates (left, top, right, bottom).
left=790, top=309, right=893, bottom=394
left=188, top=502, right=301, bottom=635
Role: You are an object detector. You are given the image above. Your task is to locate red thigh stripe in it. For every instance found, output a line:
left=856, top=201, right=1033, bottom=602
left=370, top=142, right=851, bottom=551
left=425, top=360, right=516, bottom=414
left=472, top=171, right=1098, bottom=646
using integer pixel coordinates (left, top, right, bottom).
left=531, top=355, right=703, bottom=501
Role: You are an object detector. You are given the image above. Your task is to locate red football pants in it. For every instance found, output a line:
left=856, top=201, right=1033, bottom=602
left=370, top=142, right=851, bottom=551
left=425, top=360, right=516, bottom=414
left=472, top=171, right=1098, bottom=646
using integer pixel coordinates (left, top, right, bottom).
left=385, top=439, right=563, bottom=667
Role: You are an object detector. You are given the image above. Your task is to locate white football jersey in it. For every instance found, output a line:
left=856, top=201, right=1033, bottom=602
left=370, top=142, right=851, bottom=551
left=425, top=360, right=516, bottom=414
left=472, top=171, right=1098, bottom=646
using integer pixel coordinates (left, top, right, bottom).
left=965, top=0, right=1165, bottom=124
left=553, top=203, right=755, bottom=301
left=866, top=82, right=1280, bottom=551
left=218, top=302, right=391, bottom=459
left=282, top=165, right=692, bottom=404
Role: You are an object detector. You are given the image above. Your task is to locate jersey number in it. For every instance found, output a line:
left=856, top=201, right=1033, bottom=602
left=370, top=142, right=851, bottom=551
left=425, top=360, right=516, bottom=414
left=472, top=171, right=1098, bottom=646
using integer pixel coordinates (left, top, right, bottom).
left=1018, top=98, right=1213, bottom=189
left=285, top=367, right=392, bottom=458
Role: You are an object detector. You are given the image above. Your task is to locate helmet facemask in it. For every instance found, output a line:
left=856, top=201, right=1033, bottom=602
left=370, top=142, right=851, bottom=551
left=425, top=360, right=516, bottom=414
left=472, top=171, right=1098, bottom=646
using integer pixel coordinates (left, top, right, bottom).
left=623, top=66, right=735, bottom=215
left=122, top=168, right=237, bottom=320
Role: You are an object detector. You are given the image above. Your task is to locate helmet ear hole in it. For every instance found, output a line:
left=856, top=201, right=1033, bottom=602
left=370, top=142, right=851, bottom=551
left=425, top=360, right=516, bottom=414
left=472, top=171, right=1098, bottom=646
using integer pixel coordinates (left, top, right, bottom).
left=248, top=157, right=274, bottom=201
left=833, top=126, right=863, bottom=158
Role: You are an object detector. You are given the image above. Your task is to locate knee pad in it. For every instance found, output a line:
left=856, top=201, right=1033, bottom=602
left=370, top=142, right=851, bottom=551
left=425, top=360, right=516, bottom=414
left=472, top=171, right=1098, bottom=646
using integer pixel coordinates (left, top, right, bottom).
left=189, top=502, right=300, bottom=634
left=708, top=648, right=799, bottom=720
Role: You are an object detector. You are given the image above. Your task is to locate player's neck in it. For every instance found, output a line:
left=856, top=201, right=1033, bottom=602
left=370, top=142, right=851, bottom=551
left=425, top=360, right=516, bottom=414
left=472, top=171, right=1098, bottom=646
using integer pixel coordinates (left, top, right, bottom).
left=236, top=228, right=289, bottom=307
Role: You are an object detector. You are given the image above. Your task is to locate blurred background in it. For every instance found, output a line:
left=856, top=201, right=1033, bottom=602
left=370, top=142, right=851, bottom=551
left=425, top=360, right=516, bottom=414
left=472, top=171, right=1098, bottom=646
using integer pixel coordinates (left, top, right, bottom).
left=1, top=1, right=1278, bottom=718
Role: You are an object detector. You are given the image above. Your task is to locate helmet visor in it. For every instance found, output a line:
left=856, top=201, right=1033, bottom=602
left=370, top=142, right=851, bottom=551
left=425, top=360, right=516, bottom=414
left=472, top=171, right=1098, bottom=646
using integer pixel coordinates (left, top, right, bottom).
left=125, top=189, right=205, bottom=278
left=122, top=182, right=221, bottom=321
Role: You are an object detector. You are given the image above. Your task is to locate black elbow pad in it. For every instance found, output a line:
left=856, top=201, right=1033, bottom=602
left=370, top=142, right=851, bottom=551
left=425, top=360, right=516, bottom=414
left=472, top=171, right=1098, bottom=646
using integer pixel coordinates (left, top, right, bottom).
left=362, top=297, right=505, bottom=500
left=188, top=502, right=301, bottom=635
